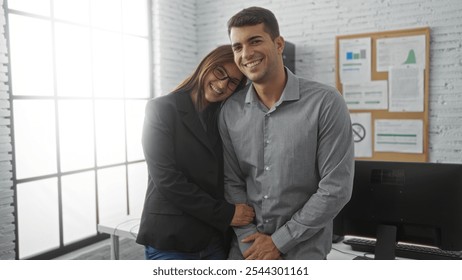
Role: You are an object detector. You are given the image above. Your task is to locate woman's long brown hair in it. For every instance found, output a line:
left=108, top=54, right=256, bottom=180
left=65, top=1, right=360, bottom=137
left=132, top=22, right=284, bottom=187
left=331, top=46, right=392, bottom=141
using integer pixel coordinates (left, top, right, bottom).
left=172, top=44, right=247, bottom=111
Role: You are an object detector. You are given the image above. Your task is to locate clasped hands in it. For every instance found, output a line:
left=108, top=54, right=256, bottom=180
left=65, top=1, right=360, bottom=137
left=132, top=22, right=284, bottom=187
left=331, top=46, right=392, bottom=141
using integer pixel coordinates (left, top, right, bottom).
left=231, top=204, right=281, bottom=260
left=230, top=203, right=255, bottom=226
left=241, top=232, right=281, bottom=260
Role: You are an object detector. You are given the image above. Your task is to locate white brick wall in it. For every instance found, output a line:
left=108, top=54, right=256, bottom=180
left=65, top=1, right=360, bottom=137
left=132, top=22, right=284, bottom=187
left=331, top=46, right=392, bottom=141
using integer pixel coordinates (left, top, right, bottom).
left=191, top=0, right=462, bottom=163
left=0, top=0, right=15, bottom=260
left=152, top=0, right=198, bottom=96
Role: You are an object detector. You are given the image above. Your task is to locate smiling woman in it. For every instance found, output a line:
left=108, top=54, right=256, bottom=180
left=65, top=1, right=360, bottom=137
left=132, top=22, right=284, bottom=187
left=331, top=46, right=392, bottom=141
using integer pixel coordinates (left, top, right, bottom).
left=6, top=0, right=151, bottom=259
left=135, top=44, right=253, bottom=260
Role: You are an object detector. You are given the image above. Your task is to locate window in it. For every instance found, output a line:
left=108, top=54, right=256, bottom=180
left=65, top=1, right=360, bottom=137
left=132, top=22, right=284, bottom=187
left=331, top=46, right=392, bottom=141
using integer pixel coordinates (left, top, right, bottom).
left=7, top=0, right=151, bottom=259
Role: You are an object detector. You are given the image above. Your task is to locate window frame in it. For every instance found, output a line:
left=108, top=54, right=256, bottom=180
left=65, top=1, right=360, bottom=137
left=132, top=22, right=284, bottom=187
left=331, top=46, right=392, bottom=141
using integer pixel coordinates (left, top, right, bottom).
left=6, top=0, right=153, bottom=259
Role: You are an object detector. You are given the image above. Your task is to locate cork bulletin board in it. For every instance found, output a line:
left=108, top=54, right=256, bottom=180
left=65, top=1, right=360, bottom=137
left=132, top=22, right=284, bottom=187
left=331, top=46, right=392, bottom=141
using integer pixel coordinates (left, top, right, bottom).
left=335, top=27, right=430, bottom=162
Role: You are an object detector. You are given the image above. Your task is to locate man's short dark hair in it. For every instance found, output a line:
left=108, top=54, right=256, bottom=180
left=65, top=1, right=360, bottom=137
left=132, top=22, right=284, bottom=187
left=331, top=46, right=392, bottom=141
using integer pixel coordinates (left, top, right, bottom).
left=227, top=6, right=280, bottom=40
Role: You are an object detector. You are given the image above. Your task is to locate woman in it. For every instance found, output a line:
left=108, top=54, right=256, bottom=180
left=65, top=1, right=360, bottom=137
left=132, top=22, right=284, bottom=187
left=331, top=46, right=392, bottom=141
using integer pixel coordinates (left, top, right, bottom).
left=136, top=45, right=254, bottom=260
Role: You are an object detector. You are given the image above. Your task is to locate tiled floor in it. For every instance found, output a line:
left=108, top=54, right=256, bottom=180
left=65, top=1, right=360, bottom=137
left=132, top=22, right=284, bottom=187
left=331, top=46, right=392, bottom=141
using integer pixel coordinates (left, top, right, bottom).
left=54, top=238, right=144, bottom=260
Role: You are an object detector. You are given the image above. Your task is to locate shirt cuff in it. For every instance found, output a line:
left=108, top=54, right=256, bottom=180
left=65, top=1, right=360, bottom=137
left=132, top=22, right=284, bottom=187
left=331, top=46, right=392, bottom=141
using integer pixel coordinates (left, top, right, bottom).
left=271, top=225, right=298, bottom=254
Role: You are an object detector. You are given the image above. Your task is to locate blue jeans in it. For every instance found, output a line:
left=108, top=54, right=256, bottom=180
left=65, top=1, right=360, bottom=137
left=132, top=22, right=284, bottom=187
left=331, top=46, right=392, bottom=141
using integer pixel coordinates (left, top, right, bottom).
left=144, top=237, right=227, bottom=260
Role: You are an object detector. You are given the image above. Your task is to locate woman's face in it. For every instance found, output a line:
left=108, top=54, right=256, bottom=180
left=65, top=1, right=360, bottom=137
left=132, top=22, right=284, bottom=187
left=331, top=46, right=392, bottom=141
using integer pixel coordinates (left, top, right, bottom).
left=203, top=62, right=244, bottom=104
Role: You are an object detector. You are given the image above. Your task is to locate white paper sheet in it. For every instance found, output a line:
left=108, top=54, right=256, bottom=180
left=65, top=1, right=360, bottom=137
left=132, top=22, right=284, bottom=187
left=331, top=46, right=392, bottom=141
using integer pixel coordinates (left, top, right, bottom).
left=374, top=119, right=423, bottom=153
left=339, top=37, right=371, bottom=84
left=343, top=81, right=388, bottom=110
left=389, top=65, right=424, bottom=112
left=376, top=35, right=426, bottom=72
left=350, top=113, right=372, bottom=158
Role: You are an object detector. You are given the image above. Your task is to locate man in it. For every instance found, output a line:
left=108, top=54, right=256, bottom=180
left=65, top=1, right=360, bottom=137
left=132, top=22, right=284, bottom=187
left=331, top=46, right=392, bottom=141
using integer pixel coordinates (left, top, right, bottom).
left=218, top=6, right=355, bottom=260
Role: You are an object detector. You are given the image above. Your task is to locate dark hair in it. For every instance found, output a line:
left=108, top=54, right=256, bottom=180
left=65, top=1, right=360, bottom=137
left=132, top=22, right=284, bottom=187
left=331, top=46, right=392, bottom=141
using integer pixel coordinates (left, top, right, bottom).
left=227, top=6, right=280, bottom=40
left=172, top=44, right=247, bottom=111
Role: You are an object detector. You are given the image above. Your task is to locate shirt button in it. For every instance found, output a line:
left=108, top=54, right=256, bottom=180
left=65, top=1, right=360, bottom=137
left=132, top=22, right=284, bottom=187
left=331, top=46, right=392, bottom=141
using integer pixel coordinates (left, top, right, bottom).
left=264, top=166, right=270, bottom=171
left=265, top=140, right=270, bottom=144
left=263, top=195, right=268, bottom=199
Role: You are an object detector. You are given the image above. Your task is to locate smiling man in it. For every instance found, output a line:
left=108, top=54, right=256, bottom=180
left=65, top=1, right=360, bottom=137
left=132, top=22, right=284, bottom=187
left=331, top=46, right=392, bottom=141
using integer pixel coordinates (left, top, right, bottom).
left=218, top=6, right=355, bottom=260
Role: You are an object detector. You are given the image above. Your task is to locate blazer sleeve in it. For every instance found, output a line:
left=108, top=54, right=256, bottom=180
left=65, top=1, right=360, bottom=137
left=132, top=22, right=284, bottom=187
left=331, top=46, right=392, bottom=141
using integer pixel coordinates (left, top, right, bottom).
left=142, top=98, right=235, bottom=233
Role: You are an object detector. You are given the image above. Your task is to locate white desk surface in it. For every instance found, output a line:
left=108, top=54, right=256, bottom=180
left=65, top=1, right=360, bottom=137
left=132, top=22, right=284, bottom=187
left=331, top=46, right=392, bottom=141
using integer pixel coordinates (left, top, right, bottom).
left=97, top=215, right=140, bottom=239
left=328, top=239, right=371, bottom=260
left=97, top=215, right=365, bottom=260
left=97, top=215, right=141, bottom=259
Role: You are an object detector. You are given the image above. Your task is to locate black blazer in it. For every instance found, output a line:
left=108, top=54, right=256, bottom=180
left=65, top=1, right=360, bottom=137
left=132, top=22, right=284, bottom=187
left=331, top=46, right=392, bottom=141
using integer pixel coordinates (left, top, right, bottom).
left=136, top=90, right=235, bottom=252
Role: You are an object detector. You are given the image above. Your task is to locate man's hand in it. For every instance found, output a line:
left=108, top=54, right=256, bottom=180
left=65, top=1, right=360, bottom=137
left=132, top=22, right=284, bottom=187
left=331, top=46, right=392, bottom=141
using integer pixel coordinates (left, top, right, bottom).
left=242, top=232, right=281, bottom=260
left=230, top=204, right=255, bottom=226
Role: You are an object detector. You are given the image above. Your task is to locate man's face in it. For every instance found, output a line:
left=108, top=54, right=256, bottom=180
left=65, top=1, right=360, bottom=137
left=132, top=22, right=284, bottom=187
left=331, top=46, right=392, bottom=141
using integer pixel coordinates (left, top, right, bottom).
left=229, top=23, right=283, bottom=84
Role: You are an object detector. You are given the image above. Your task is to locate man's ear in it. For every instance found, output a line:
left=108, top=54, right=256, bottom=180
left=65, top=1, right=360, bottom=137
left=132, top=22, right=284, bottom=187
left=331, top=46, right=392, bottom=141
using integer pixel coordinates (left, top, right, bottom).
left=275, top=36, right=285, bottom=54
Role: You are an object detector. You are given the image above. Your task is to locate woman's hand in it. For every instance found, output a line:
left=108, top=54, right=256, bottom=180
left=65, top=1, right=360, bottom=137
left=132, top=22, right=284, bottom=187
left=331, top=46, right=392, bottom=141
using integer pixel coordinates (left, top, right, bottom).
left=230, top=204, right=255, bottom=226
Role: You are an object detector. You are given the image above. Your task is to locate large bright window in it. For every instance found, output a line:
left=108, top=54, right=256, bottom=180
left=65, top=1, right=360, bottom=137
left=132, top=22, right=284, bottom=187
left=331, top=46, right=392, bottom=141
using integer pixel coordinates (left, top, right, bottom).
left=7, top=0, right=151, bottom=259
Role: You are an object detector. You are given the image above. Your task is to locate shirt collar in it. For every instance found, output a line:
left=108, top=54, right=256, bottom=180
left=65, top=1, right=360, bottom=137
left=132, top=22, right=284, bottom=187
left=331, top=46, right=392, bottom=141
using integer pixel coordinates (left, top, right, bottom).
left=244, top=67, right=300, bottom=104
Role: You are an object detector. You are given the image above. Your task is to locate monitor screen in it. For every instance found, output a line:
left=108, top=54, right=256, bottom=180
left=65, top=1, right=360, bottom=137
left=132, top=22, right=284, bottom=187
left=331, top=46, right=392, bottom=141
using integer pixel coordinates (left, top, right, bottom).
left=334, top=160, right=462, bottom=257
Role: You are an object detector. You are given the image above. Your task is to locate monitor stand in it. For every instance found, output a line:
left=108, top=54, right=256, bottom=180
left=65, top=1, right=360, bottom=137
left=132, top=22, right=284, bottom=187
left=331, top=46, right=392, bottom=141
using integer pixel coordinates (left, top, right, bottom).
left=374, top=224, right=397, bottom=260
left=352, top=224, right=398, bottom=260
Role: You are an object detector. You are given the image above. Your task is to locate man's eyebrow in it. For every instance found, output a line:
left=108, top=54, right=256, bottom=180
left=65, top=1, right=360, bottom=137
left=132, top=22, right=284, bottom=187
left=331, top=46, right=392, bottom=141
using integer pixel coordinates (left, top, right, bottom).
left=247, top=35, right=263, bottom=41
left=232, top=35, right=264, bottom=48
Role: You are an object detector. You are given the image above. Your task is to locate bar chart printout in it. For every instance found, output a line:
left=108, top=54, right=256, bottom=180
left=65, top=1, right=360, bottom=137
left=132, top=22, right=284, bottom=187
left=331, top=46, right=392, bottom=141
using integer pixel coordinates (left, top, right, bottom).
left=339, top=37, right=371, bottom=84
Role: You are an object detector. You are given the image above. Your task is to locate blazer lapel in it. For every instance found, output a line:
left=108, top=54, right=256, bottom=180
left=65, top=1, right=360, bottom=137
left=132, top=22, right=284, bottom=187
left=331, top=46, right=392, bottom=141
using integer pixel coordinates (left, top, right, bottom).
left=175, top=91, right=217, bottom=156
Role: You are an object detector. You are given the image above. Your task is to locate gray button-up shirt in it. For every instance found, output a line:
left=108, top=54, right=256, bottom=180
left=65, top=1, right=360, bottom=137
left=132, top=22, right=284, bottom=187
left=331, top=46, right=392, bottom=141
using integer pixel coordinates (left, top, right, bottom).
left=218, top=69, right=354, bottom=259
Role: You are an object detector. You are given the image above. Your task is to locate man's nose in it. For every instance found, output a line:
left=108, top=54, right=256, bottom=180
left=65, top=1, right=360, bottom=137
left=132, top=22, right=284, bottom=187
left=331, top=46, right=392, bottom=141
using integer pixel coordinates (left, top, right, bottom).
left=242, top=45, right=254, bottom=59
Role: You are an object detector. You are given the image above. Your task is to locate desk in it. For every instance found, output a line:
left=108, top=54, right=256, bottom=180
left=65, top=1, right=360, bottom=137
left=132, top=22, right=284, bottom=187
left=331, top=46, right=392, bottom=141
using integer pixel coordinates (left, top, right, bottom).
left=97, top=215, right=140, bottom=260
left=98, top=216, right=364, bottom=260
left=329, top=236, right=413, bottom=260
left=328, top=241, right=368, bottom=260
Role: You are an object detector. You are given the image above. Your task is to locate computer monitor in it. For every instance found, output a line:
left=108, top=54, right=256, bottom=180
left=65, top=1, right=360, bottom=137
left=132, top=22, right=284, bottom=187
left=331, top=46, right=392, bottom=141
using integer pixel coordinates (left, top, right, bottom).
left=334, top=160, right=462, bottom=259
